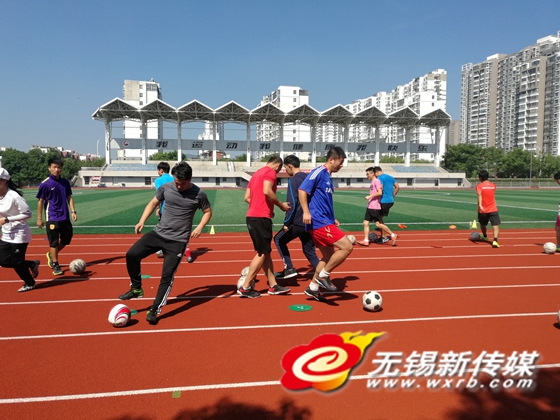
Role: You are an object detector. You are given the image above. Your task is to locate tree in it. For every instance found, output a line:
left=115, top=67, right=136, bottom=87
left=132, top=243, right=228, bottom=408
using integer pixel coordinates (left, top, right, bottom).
left=0, top=148, right=30, bottom=185
left=537, top=153, right=560, bottom=178
left=480, top=147, right=505, bottom=177
left=500, top=148, right=530, bottom=178
left=260, top=153, right=280, bottom=162
left=149, top=150, right=185, bottom=161
left=442, top=144, right=484, bottom=177
left=234, top=154, right=247, bottom=162
left=380, top=156, right=405, bottom=163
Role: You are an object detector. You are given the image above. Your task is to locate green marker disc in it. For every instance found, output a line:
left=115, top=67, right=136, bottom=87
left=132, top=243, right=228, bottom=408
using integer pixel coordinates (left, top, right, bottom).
left=130, top=309, right=138, bottom=316
left=290, top=304, right=312, bottom=312
left=141, top=274, right=151, bottom=279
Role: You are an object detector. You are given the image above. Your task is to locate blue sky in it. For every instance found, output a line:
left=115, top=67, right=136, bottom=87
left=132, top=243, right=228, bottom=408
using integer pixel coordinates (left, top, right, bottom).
left=1, top=0, right=559, bottom=154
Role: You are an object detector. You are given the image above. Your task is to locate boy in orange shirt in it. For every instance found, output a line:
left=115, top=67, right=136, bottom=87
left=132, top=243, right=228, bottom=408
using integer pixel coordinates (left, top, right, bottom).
left=476, top=170, right=501, bottom=248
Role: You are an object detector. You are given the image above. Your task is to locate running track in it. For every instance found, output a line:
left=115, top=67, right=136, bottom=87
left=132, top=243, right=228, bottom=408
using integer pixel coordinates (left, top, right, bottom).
left=1, top=230, right=560, bottom=420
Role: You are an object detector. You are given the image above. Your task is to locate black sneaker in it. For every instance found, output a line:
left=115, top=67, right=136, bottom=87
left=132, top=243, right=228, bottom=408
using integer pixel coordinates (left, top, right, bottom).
left=275, top=268, right=298, bottom=280
left=119, top=288, right=144, bottom=300
left=315, top=276, right=337, bottom=291
left=31, top=260, right=40, bottom=279
left=381, top=236, right=390, bottom=244
left=268, top=284, right=291, bottom=295
left=146, top=309, right=158, bottom=325
left=237, top=287, right=260, bottom=298
left=304, top=287, right=326, bottom=302
left=52, top=263, right=63, bottom=276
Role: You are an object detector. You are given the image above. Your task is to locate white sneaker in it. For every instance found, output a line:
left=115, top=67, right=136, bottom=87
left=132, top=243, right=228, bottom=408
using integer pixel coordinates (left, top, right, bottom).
left=18, top=284, right=36, bottom=292
left=155, top=250, right=164, bottom=258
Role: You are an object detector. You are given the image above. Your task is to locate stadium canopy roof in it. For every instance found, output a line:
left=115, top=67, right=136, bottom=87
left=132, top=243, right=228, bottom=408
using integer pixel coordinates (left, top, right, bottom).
left=283, top=104, right=320, bottom=125
left=92, top=98, right=140, bottom=122
left=249, top=103, right=285, bottom=124
left=140, top=99, right=177, bottom=123
left=353, top=105, right=387, bottom=126
left=93, top=99, right=450, bottom=128
left=317, top=104, right=354, bottom=125
left=213, top=101, right=251, bottom=123
left=387, top=107, right=420, bottom=126
left=177, top=100, right=214, bottom=122
left=420, top=108, right=452, bottom=128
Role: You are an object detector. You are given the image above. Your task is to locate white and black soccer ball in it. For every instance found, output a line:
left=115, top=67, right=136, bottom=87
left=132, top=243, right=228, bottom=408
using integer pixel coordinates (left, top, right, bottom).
left=363, top=291, right=383, bottom=312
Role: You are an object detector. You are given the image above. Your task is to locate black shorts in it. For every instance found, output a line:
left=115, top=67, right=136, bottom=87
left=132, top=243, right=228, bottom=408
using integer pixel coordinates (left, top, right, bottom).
left=381, top=202, right=394, bottom=217
left=478, top=212, right=501, bottom=226
left=246, top=217, right=273, bottom=255
left=46, top=220, right=73, bottom=248
left=364, top=209, right=384, bottom=223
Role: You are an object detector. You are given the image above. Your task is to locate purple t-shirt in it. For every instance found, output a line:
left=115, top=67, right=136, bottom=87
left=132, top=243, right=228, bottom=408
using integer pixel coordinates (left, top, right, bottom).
left=36, top=174, right=72, bottom=222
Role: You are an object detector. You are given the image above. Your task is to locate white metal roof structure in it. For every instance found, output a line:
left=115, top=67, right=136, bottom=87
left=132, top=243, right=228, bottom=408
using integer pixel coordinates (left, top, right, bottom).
left=92, top=98, right=450, bottom=166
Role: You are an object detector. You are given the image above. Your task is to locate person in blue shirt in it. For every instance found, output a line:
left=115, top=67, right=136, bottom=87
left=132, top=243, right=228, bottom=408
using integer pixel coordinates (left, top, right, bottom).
left=154, top=162, right=174, bottom=218
left=298, top=147, right=353, bottom=302
left=373, top=166, right=400, bottom=243
left=274, top=155, right=319, bottom=282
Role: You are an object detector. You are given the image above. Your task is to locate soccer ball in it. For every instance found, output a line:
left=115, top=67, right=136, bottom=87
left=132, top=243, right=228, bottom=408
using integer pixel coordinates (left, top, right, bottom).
left=470, top=232, right=481, bottom=241
left=108, top=304, right=131, bottom=327
left=69, top=259, right=87, bottom=274
left=363, top=291, right=383, bottom=312
left=237, top=266, right=255, bottom=290
left=368, top=233, right=380, bottom=243
left=543, top=242, right=557, bottom=254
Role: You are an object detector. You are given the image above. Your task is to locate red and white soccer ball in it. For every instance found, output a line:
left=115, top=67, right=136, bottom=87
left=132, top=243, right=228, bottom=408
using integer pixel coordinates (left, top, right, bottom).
left=108, top=304, right=131, bottom=327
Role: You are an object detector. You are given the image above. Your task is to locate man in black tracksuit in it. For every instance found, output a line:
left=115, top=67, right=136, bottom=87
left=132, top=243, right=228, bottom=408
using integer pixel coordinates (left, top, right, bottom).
left=274, top=155, right=319, bottom=282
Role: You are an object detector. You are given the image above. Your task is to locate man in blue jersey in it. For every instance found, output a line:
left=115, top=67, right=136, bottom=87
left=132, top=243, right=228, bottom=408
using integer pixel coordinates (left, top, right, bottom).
left=373, top=166, right=400, bottom=243
left=274, top=155, right=319, bottom=282
left=299, top=147, right=353, bottom=301
left=36, top=157, right=77, bottom=276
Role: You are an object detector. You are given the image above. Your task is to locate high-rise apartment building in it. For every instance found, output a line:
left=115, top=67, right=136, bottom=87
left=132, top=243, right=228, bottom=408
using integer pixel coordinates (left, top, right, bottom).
left=346, top=69, right=447, bottom=159
left=256, top=86, right=311, bottom=158
left=461, top=31, right=560, bottom=155
left=122, top=79, right=163, bottom=140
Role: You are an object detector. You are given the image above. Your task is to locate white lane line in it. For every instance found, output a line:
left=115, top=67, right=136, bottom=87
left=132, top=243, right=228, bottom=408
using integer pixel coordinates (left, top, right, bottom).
left=1, top=262, right=559, bottom=286
left=0, top=311, right=555, bottom=341
left=2, top=363, right=559, bottom=404
left=1, top=283, right=560, bottom=307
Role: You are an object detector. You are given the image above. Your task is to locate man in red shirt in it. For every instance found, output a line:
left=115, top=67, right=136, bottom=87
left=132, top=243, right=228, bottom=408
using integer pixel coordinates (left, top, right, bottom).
left=239, top=156, right=291, bottom=298
left=476, top=170, right=501, bottom=248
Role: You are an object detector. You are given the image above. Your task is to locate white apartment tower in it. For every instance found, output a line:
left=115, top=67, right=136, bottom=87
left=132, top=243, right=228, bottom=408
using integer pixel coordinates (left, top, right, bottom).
left=256, top=86, right=311, bottom=158
left=346, top=69, right=447, bottom=159
left=122, top=79, right=163, bottom=141
left=461, top=31, right=560, bottom=155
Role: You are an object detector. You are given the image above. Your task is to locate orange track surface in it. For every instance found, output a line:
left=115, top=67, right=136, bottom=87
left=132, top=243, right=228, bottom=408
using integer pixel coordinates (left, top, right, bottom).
left=1, top=230, right=560, bottom=420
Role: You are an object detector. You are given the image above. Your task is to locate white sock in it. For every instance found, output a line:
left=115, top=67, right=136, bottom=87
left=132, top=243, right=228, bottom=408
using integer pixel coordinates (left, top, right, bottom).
left=319, top=269, right=330, bottom=278
left=310, top=282, right=319, bottom=291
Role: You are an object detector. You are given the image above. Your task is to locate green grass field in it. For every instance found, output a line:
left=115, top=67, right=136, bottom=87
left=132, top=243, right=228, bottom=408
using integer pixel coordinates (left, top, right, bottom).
left=22, top=187, right=560, bottom=234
